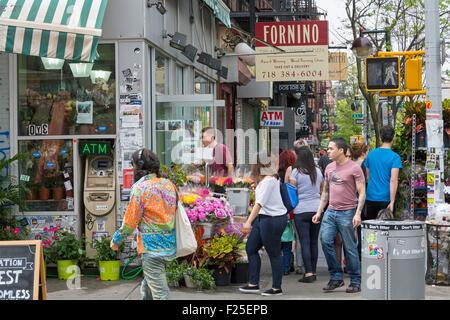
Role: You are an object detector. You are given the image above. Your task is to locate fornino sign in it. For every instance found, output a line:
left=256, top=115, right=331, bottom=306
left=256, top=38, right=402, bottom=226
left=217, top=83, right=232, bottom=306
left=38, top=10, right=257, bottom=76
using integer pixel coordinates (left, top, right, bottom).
left=80, top=141, right=111, bottom=155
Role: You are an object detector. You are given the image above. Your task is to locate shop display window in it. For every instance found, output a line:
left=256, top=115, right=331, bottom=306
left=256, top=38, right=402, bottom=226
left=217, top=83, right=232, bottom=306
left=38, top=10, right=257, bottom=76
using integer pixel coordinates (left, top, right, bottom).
left=155, top=51, right=168, bottom=95
left=17, top=44, right=116, bottom=136
left=18, top=140, right=74, bottom=212
left=155, top=102, right=212, bottom=165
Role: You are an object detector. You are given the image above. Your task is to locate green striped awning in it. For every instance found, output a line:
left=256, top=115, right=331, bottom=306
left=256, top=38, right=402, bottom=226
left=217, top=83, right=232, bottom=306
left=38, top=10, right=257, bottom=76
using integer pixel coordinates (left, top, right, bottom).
left=202, top=0, right=231, bottom=28
left=0, top=0, right=108, bottom=62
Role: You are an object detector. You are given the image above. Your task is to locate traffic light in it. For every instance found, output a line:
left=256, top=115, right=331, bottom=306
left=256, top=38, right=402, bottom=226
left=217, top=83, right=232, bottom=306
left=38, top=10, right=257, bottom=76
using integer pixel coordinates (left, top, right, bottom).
left=366, top=57, right=400, bottom=91
left=405, top=58, right=422, bottom=91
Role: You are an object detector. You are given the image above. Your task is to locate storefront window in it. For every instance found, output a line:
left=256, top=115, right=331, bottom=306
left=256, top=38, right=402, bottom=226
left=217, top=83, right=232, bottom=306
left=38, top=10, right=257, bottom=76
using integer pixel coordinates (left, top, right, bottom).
left=176, top=65, right=184, bottom=94
left=194, top=74, right=213, bottom=94
left=155, top=51, right=168, bottom=95
left=18, top=140, right=74, bottom=212
left=155, top=101, right=213, bottom=165
left=0, top=53, right=10, bottom=166
left=17, top=44, right=116, bottom=136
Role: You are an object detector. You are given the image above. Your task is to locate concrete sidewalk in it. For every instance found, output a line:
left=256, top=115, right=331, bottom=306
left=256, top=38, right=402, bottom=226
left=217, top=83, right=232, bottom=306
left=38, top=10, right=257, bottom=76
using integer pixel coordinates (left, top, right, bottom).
left=46, top=254, right=450, bottom=300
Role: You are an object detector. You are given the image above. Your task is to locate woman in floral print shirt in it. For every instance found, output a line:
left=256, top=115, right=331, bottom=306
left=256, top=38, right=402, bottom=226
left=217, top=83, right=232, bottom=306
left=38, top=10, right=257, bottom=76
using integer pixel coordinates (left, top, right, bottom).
left=111, top=148, right=177, bottom=300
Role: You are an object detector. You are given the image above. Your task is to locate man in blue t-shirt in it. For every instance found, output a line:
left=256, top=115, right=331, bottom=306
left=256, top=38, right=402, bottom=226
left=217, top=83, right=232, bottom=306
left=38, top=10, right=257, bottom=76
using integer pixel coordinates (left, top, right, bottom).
left=364, top=126, right=402, bottom=219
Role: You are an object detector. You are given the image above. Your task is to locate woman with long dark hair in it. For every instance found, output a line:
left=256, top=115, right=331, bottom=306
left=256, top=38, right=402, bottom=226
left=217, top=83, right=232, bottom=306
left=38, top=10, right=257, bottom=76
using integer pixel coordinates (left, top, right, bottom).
left=111, top=148, right=177, bottom=300
left=285, top=146, right=323, bottom=283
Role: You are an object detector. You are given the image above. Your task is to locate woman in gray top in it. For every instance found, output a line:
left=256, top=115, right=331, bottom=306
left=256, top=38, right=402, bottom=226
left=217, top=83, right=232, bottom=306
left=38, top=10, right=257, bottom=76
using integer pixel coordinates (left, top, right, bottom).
left=285, top=146, right=323, bottom=283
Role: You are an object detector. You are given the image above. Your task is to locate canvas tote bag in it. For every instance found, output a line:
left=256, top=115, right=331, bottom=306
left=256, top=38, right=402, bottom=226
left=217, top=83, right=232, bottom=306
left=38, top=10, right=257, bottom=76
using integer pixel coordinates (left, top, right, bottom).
left=175, top=191, right=197, bottom=257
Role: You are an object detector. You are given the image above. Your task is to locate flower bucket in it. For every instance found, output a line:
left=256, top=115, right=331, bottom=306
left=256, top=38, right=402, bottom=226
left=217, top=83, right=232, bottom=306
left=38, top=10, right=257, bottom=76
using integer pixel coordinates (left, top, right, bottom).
left=198, top=222, right=213, bottom=239
left=226, top=188, right=250, bottom=216
left=211, top=266, right=231, bottom=286
left=231, top=263, right=249, bottom=284
left=57, top=260, right=78, bottom=280
left=98, top=260, right=121, bottom=281
left=184, top=274, right=196, bottom=288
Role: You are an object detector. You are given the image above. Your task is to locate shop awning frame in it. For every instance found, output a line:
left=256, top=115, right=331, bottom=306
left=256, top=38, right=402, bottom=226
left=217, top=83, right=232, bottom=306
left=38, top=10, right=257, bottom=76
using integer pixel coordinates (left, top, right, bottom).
left=202, top=0, right=231, bottom=28
left=0, top=0, right=108, bottom=62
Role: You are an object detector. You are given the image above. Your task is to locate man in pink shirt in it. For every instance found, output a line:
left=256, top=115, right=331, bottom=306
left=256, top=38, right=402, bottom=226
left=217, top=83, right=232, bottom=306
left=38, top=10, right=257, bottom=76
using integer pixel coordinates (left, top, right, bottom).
left=201, top=127, right=234, bottom=177
left=312, top=138, right=366, bottom=293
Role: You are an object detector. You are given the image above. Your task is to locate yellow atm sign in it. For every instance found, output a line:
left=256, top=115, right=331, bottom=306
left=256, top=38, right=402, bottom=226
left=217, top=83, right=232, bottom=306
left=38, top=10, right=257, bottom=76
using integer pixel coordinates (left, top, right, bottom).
left=80, top=141, right=111, bottom=155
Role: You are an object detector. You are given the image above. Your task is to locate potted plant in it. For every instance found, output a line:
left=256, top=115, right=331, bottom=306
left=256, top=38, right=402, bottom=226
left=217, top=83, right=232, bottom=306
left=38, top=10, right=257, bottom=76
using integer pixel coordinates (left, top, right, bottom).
left=47, top=231, right=85, bottom=280
left=24, top=181, right=39, bottom=201
left=93, top=236, right=121, bottom=281
left=51, top=179, right=65, bottom=201
left=202, top=234, right=245, bottom=286
left=189, top=267, right=215, bottom=291
left=166, top=259, right=187, bottom=288
left=39, top=178, right=53, bottom=201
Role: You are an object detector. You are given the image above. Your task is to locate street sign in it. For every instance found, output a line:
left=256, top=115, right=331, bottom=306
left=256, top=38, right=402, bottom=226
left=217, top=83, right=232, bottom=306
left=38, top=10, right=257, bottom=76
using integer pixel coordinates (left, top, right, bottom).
left=354, top=119, right=367, bottom=125
left=352, top=113, right=364, bottom=119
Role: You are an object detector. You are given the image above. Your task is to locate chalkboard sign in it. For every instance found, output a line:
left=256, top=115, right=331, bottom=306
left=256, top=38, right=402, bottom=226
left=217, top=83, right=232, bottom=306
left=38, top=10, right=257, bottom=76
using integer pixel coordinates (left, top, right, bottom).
left=0, top=240, right=47, bottom=300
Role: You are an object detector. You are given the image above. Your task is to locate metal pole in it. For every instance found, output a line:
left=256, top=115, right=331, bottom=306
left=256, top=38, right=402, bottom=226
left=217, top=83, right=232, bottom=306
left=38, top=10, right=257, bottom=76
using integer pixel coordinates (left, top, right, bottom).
left=425, top=0, right=445, bottom=215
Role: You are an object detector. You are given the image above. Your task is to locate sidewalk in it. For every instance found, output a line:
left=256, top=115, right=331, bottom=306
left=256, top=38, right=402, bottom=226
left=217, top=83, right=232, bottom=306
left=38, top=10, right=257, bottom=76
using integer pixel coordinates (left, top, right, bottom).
left=46, top=254, right=450, bottom=300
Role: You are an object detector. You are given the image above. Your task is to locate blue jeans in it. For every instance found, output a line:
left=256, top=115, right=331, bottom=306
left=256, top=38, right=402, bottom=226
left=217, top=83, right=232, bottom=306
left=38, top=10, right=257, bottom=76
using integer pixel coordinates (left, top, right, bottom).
left=294, top=212, right=321, bottom=274
left=246, top=214, right=287, bottom=289
left=140, top=254, right=171, bottom=300
left=319, top=208, right=361, bottom=285
left=281, top=241, right=293, bottom=273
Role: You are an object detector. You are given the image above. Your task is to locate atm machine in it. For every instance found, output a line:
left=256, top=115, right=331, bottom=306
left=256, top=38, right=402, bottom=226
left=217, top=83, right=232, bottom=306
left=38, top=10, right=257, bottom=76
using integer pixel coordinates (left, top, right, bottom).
left=84, top=155, right=116, bottom=259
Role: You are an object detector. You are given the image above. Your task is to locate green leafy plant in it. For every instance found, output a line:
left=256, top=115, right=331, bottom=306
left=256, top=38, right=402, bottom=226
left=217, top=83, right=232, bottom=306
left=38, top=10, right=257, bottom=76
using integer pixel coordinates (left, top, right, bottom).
left=160, top=163, right=187, bottom=187
left=189, top=267, right=215, bottom=290
left=201, top=234, right=245, bottom=272
left=0, top=153, right=29, bottom=225
left=0, top=225, right=26, bottom=241
left=93, top=236, right=121, bottom=262
left=45, top=231, right=85, bottom=264
left=166, top=260, right=188, bottom=286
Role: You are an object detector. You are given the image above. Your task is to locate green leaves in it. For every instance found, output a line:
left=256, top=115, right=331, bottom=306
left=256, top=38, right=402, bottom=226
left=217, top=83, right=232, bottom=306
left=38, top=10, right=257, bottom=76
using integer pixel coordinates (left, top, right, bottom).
left=93, top=236, right=121, bottom=262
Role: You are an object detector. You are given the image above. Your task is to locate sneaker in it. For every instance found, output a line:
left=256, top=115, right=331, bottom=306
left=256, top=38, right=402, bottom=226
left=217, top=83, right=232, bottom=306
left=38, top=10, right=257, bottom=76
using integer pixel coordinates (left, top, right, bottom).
left=295, top=267, right=304, bottom=275
left=261, top=288, right=283, bottom=296
left=323, top=280, right=345, bottom=291
left=346, top=283, right=361, bottom=293
left=283, top=271, right=290, bottom=276
left=239, top=284, right=260, bottom=293
left=298, top=275, right=316, bottom=283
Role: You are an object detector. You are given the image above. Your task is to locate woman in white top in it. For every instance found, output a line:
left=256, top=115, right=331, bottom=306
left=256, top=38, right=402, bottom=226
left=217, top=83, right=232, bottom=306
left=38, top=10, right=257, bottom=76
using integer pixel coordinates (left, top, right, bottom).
left=239, top=152, right=288, bottom=297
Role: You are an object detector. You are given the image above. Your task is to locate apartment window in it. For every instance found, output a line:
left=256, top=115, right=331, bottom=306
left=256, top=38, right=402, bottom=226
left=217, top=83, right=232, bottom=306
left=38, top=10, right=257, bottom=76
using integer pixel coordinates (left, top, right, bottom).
left=155, top=51, right=169, bottom=95
left=194, top=74, right=213, bottom=94
left=176, top=65, right=184, bottom=94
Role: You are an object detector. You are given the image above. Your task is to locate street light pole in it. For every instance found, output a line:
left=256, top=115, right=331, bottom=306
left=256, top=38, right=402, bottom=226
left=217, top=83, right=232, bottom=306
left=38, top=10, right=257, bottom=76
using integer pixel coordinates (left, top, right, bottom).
left=424, top=0, right=445, bottom=216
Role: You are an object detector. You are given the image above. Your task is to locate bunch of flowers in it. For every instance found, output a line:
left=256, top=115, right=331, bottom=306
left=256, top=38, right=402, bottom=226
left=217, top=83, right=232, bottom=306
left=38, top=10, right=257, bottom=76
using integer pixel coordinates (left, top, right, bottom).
left=0, top=225, right=24, bottom=241
left=186, top=197, right=234, bottom=224
left=180, top=193, right=201, bottom=206
left=209, top=176, right=255, bottom=188
left=41, top=226, right=60, bottom=249
left=213, top=221, right=244, bottom=239
left=209, top=176, right=233, bottom=187
left=186, top=173, right=206, bottom=184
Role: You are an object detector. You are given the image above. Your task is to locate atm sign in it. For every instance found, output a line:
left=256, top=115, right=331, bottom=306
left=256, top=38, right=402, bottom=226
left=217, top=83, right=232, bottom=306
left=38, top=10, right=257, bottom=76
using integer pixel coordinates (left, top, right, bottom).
left=260, top=110, right=284, bottom=127
left=80, top=141, right=111, bottom=155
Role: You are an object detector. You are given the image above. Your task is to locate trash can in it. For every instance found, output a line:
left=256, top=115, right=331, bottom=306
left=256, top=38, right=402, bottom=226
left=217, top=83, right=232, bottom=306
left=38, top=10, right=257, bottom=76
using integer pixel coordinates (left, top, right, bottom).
left=361, top=220, right=426, bottom=300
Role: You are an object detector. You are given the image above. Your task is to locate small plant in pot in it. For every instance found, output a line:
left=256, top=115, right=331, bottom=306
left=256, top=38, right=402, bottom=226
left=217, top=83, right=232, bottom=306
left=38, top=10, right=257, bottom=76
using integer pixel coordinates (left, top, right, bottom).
left=51, top=179, right=65, bottom=201
left=93, top=236, right=122, bottom=281
left=39, top=178, right=53, bottom=201
left=24, top=182, right=39, bottom=201
left=47, top=231, right=85, bottom=280
left=166, top=260, right=187, bottom=288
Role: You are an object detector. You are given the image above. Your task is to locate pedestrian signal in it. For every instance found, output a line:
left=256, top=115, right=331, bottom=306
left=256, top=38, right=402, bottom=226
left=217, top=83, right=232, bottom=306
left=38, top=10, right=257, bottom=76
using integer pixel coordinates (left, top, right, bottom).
left=405, top=58, right=422, bottom=91
left=366, top=57, right=400, bottom=91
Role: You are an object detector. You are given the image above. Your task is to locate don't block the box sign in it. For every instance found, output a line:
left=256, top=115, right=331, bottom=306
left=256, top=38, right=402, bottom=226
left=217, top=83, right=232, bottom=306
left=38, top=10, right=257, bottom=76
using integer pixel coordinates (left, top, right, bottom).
left=260, top=109, right=284, bottom=127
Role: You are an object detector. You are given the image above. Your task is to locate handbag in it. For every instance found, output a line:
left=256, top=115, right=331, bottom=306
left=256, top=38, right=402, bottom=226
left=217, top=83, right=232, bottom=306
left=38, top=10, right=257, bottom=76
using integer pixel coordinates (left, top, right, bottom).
left=280, top=182, right=299, bottom=212
left=175, top=195, right=197, bottom=258
left=281, top=220, right=295, bottom=242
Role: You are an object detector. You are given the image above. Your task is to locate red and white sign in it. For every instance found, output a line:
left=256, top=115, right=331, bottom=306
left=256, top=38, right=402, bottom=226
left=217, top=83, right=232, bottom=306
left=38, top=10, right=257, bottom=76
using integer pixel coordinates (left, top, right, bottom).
left=255, top=21, right=329, bottom=82
left=260, top=110, right=284, bottom=127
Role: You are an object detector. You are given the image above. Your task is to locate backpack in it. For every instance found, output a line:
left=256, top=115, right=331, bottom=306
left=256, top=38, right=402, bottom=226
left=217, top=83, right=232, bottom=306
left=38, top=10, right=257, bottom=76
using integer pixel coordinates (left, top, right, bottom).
left=280, top=182, right=299, bottom=212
